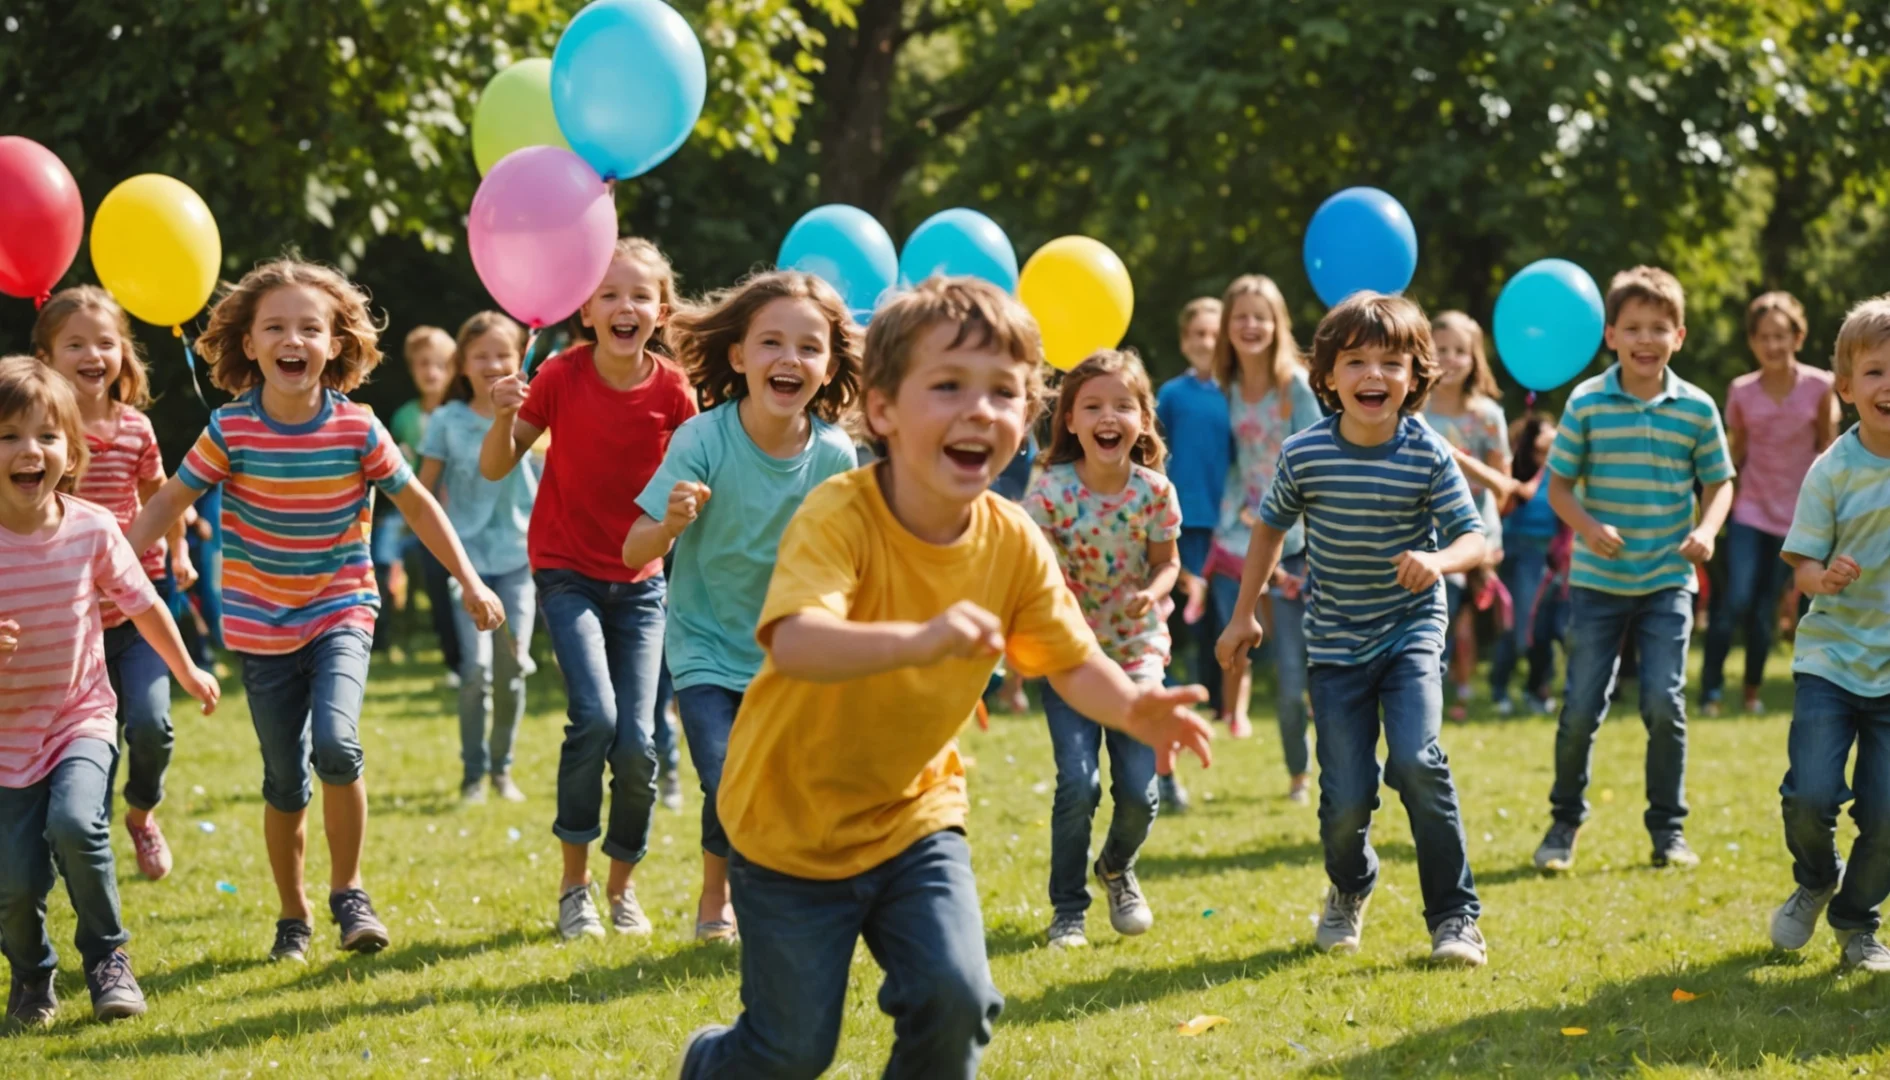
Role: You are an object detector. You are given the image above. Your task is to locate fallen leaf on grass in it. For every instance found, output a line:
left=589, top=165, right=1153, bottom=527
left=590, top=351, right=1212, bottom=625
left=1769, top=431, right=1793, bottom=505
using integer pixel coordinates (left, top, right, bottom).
left=1177, top=1015, right=1229, bottom=1036
left=1561, top=1027, right=1589, bottom=1037
left=1672, top=988, right=1699, bottom=1003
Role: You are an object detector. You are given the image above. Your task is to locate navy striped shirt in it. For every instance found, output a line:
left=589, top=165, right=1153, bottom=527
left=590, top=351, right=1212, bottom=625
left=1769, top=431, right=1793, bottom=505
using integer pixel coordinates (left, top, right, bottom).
left=1259, top=415, right=1485, bottom=666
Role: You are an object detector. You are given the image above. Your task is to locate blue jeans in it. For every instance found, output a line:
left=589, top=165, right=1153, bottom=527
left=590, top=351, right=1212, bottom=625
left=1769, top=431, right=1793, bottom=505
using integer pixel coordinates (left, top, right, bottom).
left=1042, top=682, right=1158, bottom=916
left=1165, top=527, right=1223, bottom=712
left=449, top=567, right=536, bottom=784
left=654, top=655, right=680, bottom=778
left=1211, top=554, right=1311, bottom=775
left=1781, top=674, right=1890, bottom=932
left=104, top=582, right=174, bottom=811
left=1307, top=639, right=1479, bottom=929
left=240, top=627, right=374, bottom=812
left=536, top=569, right=665, bottom=864
left=1549, top=587, right=1693, bottom=840
left=0, top=739, right=127, bottom=975
left=681, top=830, right=1002, bottom=1079
left=1701, top=520, right=1792, bottom=702
left=676, top=684, right=742, bottom=858
left=1490, top=535, right=1551, bottom=703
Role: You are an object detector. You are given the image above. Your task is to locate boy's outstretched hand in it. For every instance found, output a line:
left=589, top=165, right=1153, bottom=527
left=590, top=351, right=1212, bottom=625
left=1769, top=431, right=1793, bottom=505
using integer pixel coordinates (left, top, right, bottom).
left=913, top=600, right=1006, bottom=666
left=1217, top=613, right=1263, bottom=671
left=1123, top=683, right=1214, bottom=775
left=462, top=579, right=507, bottom=632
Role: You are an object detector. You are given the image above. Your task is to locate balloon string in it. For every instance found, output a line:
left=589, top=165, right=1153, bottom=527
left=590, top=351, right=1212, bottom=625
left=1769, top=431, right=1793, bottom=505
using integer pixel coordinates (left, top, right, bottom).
left=1526, top=390, right=1537, bottom=407
left=179, top=329, right=210, bottom=410
left=523, top=327, right=542, bottom=377
left=33, top=292, right=47, bottom=310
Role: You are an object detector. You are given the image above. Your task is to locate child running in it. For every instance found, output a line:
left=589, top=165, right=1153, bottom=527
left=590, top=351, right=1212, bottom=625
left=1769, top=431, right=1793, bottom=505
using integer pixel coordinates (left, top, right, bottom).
left=0, top=357, right=218, bottom=1025
left=1218, top=292, right=1489, bottom=966
left=416, top=312, right=540, bottom=804
left=1024, top=349, right=1182, bottom=949
left=1490, top=413, right=1565, bottom=715
left=672, top=278, right=1213, bottom=1077
left=1156, top=297, right=1228, bottom=717
left=33, top=287, right=195, bottom=880
left=130, top=258, right=503, bottom=963
left=479, top=237, right=698, bottom=940
left=1767, top=295, right=1890, bottom=972
left=622, top=269, right=860, bottom=944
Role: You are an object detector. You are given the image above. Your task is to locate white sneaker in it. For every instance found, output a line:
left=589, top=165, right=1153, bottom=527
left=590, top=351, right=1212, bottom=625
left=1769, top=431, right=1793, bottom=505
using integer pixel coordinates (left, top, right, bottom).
left=1316, top=886, right=1369, bottom=954
left=1534, top=822, right=1580, bottom=872
left=558, top=884, right=606, bottom=940
left=1493, top=697, right=1514, bottom=717
left=610, top=887, right=653, bottom=936
left=1770, top=882, right=1838, bottom=950
left=460, top=779, right=486, bottom=804
left=660, top=771, right=684, bottom=811
left=1838, top=929, right=1890, bottom=973
left=443, top=670, right=463, bottom=691
left=1046, top=912, right=1087, bottom=949
left=1430, top=915, right=1487, bottom=967
left=1094, top=858, right=1153, bottom=936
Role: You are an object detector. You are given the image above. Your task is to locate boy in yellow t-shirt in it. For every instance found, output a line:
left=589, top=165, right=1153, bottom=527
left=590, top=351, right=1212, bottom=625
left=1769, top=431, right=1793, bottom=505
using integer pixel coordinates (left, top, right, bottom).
left=673, top=278, right=1215, bottom=1078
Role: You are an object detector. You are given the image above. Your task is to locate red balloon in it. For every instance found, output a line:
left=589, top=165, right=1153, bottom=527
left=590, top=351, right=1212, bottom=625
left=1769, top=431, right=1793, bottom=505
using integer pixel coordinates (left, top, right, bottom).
left=0, top=137, right=85, bottom=303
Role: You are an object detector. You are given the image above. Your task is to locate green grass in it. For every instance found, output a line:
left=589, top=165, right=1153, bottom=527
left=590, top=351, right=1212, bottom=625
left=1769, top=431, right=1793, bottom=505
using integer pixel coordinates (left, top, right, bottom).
left=12, top=645, right=1890, bottom=1078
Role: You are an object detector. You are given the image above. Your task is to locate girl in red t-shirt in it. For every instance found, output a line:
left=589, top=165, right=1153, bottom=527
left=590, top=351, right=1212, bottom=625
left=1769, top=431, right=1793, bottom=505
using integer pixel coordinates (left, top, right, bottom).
left=480, top=237, right=698, bottom=940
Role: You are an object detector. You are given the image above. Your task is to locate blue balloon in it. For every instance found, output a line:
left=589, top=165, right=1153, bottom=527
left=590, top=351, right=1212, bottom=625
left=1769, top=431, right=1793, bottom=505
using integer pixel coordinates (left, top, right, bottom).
left=898, top=208, right=1019, bottom=292
left=551, top=0, right=706, bottom=180
left=778, top=205, right=898, bottom=321
left=1302, top=187, right=1419, bottom=307
left=1494, top=258, right=1606, bottom=392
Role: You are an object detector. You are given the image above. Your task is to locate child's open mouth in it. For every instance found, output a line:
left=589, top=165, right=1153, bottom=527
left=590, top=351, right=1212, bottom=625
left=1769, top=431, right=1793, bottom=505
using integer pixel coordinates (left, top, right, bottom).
left=767, top=374, right=805, bottom=398
left=609, top=320, right=639, bottom=344
left=1355, top=390, right=1388, bottom=409
left=276, top=357, right=308, bottom=377
left=76, top=364, right=108, bottom=386
left=9, top=468, right=45, bottom=495
left=1094, top=431, right=1124, bottom=451
left=943, top=441, right=992, bottom=472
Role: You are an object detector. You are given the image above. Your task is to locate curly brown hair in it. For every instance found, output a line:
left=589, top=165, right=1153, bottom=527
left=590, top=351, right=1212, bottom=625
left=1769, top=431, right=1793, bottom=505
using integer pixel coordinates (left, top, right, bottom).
left=0, top=355, right=89, bottom=493
left=567, top=237, right=680, bottom=356
left=1308, top=292, right=1439, bottom=415
left=197, top=257, right=385, bottom=394
left=669, top=270, right=862, bottom=424
left=32, top=286, right=151, bottom=410
left=445, top=311, right=528, bottom=404
left=1039, top=349, right=1167, bottom=471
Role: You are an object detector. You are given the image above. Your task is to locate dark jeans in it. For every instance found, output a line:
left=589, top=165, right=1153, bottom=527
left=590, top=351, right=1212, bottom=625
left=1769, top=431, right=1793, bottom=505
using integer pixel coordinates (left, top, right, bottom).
left=536, top=569, right=665, bottom=863
left=1165, top=527, right=1223, bottom=714
left=1307, top=640, right=1479, bottom=929
left=0, top=739, right=127, bottom=975
left=1489, top=535, right=1550, bottom=704
left=104, top=580, right=174, bottom=811
left=1042, top=682, right=1157, bottom=916
left=676, top=684, right=742, bottom=858
left=654, top=655, right=680, bottom=778
left=681, top=830, right=1002, bottom=1079
left=1781, top=674, right=1890, bottom=932
left=1549, top=587, right=1692, bottom=841
left=1701, top=520, right=1792, bottom=702
left=240, top=627, right=375, bottom=812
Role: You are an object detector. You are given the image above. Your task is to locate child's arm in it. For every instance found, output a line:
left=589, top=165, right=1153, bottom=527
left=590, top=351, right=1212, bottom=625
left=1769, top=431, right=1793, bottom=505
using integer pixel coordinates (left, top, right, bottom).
left=1391, top=531, right=1488, bottom=593
left=1815, top=387, right=1841, bottom=453
left=622, top=482, right=709, bottom=569
left=128, top=476, right=201, bottom=559
left=1785, top=551, right=1861, bottom=597
left=138, top=475, right=196, bottom=589
left=1123, top=537, right=1179, bottom=618
left=1215, top=521, right=1286, bottom=669
left=417, top=456, right=446, bottom=496
left=1045, top=653, right=1213, bottom=774
left=478, top=374, right=542, bottom=481
left=127, top=604, right=219, bottom=713
left=1548, top=472, right=1624, bottom=558
left=767, top=602, right=1005, bottom=684
left=0, top=618, right=17, bottom=667
left=1452, top=448, right=1519, bottom=504
left=387, top=483, right=505, bottom=631
left=1679, top=480, right=1734, bottom=563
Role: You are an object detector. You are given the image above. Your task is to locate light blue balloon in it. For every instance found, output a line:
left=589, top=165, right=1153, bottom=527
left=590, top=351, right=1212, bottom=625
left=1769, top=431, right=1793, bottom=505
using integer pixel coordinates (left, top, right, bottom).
left=898, top=208, right=1019, bottom=292
left=551, top=0, right=706, bottom=181
left=1302, top=187, right=1418, bottom=307
left=778, top=205, right=898, bottom=321
left=1494, top=258, right=1605, bottom=392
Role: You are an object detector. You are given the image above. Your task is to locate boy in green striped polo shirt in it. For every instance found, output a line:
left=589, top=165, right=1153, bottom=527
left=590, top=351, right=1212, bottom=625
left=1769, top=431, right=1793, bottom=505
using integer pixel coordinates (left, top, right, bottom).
left=1532, top=266, right=1735, bottom=874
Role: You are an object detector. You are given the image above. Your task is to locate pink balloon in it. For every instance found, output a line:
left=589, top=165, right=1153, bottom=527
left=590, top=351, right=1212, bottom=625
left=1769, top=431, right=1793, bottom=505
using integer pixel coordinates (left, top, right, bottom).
left=468, top=146, right=618, bottom=328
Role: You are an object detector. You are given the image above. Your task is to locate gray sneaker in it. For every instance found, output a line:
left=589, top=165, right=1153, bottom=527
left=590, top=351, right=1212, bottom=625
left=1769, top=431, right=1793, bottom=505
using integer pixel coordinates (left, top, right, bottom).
left=6, top=971, right=55, bottom=1027
left=1158, top=774, right=1190, bottom=813
left=1316, top=886, right=1369, bottom=954
left=85, top=950, right=145, bottom=1021
left=1770, top=882, right=1838, bottom=950
left=1652, top=835, right=1701, bottom=869
left=610, top=887, right=653, bottom=936
left=660, top=771, right=684, bottom=811
left=1534, top=821, right=1580, bottom=872
left=1838, top=929, right=1890, bottom=973
left=460, top=778, right=487, bottom=804
left=490, top=774, right=526, bottom=802
left=1046, top=912, right=1087, bottom=949
left=1430, top=915, right=1488, bottom=967
left=1094, top=857, right=1153, bottom=936
left=558, top=883, right=606, bottom=940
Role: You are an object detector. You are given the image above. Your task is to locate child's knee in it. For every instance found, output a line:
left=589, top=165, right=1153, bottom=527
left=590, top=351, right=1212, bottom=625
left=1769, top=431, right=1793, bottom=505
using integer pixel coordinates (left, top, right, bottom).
left=1053, top=769, right=1103, bottom=815
left=912, top=965, right=1002, bottom=1043
left=44, top=799, right=109, bottom=857
left=311, top=733, right=365, bottom=787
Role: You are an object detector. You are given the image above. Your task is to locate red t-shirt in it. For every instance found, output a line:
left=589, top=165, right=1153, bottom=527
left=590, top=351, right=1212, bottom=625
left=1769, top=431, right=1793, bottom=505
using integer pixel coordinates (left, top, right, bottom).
left=519, top=344, right=697, bottom=582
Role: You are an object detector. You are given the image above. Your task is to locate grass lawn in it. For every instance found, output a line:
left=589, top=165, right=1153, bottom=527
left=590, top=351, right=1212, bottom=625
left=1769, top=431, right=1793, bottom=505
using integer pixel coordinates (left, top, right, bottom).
left=12, top=646, right=1890, bottom=1078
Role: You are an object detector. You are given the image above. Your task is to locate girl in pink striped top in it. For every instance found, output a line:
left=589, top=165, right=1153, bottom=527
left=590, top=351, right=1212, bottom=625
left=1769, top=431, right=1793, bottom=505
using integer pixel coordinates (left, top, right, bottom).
left=0, top=357, right=218, bottom=1026
left=34, top=287, right=193, bottom=883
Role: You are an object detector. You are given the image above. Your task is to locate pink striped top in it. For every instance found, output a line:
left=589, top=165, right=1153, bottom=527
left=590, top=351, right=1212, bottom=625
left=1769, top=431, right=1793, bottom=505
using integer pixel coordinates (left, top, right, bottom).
left=72, top=405, right=167, bottom=628
left=0, top=495, right=159, bottom=788
left=1726, top=364, right=1836, bottom=538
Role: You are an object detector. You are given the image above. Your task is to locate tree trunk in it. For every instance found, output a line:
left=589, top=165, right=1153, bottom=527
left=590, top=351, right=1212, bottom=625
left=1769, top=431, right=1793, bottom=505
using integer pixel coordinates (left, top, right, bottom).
left=813, top=0, right=903, bottom=222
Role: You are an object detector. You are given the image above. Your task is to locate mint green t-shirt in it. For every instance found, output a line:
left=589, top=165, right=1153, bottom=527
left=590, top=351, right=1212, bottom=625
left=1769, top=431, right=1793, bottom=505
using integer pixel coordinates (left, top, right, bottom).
left=1783, top=427, right=1890, bottom=698
left=636, top=402, right=858, bottom=692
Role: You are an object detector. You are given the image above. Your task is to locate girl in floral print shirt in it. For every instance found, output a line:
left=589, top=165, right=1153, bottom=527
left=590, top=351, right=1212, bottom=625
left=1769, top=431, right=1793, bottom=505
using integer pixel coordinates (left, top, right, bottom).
left=1024, top=350, right=1183, bottom=949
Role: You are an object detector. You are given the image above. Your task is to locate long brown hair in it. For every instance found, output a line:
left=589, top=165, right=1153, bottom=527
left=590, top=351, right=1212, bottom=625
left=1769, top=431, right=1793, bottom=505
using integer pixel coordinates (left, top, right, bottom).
left=669, top=270, right=862, bottom=424
left=1431, top=310, right=1501, bottom=402
left=32, top=286, right=151, bottom=410
left=445, top=311, right=528, bottom=403
left=197, top=257, right=385, bottom=394
left=1039, top=348, right=1166, bottom=470
left=1211, top=274, right=1300, bottom=395
left=0, top=355, right=89, bottom=493
left=568, top=237, right=679, bottom=356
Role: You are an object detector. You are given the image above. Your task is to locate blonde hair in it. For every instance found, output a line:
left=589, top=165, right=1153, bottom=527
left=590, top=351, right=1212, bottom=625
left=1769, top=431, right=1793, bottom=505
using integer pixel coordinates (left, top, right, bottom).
left=32, top=285, right=151, bottom=410
left=0, top=354, right=89, bottom=493
left=198, top=257, right=385, bottom=394
left=1308, top=292, right=1439, bottom=415
left=446, top=311, right=527, bottom=403
left=1833, top=294, right=1890, bottom=379
left=1212, top=274, right=1300, bottom=394
left=1177, top=296, right=1222, bottom=335
left=1746, top=291, right=1808, bottom=341
left=569, top=237, right=680, bottom=356
left=404, top=325, right=454, bottom=362
left=1039, top=349, right=1166, bottom=470
left=1605, top=265, right=1686, bottom=328
left=670, top=270, right=862, bottom=424
left=1430, top=310, right=1501, bottom=402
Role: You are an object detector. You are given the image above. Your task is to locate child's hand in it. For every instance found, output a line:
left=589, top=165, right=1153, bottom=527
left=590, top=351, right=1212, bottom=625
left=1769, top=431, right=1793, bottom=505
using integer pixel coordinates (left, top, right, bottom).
left=1392, top=550, right=1444, bottom=593
left=1122, top=684, right=1214, bottom=774
left=1216, top=614, right=1263, bottom=670
left=0, top=618, right=19, bottom=664
left=913, top=601, right=1005, bottom=666
left=1814, top=555, right=1863, bottom=595
left=1678, top=527, right=1715, bottom=564
left=179, top=664, right=220, bottom=714
left=1123, top=588, right=1158, bottom=618
left=1239, top=507, right=1259, bottom=529
left=172, top=546, right=199, bottom=591
left=1581, top=522, right=1625, bottom=559
left=463, top=580, right=506, bottom=632
left=1181, top=575, right=1208, bottom=625
left=1272, top=564, right=1305, bottom=601
left=490, top=373, right=529, bottom=416
left=665, top=481, right=711, bottom=534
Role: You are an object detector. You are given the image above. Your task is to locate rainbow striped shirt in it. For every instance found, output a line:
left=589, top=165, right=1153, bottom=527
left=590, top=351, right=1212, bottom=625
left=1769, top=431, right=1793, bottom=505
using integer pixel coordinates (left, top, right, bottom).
left=178, top=390, right=412, bottom=655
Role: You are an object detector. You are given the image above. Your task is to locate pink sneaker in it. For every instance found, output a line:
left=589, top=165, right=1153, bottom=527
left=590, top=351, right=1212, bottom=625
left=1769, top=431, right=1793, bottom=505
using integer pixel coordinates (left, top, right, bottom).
left=127, top=818, right=173, bottom=881
left=1227, top=714, right=1254, bottom=740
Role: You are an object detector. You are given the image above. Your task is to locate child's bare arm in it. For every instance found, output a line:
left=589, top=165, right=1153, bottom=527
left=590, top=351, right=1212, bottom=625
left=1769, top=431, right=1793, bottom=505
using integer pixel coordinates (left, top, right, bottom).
left=767, top=602, right=1005, bottom=684
left=479, top=374, right=540, bottom=480
left=128, top=477, right=199, bottom=557
left=1549, top=472, right=1622, bottom=557
left=387, top=482, right=504, bottom=631
left=1391, top=530, right=1488, bottom=593
left=1215, top=522, right=1286, bottom=669
left=127, top=603, right=219, bottom=713
left=1785, top=551, right=1861, bottom=596
left=622, top=482, right=709, bottom=569
left=1126, top=537, right=1180, bottom=618
left=1045, top=652, right=1212, bottom=774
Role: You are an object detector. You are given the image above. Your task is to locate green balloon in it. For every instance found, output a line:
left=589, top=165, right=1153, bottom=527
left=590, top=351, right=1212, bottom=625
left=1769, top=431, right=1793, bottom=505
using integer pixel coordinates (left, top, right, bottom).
left=472, top=58, right=572, bottom=175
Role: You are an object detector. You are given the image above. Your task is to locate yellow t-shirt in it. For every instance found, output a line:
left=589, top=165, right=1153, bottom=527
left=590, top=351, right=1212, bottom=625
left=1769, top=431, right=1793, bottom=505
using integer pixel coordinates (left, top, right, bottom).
left=717, top=466, right=1099, bottom=880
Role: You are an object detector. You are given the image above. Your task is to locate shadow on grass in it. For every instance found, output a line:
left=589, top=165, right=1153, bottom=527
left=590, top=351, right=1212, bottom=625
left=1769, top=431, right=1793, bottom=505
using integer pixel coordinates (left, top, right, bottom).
left=1135, top=839, right=1325, bottom=880
left=985, top=921, right=1047, bottom=958
left=1327, top=948, right=1890, bottom=1077
left=1000, top=943, right=1315, bottom=1026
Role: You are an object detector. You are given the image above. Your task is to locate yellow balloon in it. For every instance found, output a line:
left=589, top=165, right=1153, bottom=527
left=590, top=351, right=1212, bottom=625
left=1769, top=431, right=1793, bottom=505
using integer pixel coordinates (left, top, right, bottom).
left=1018, top=235, right=1134, bottom=372
left=91, top=174, right=221, bottom=328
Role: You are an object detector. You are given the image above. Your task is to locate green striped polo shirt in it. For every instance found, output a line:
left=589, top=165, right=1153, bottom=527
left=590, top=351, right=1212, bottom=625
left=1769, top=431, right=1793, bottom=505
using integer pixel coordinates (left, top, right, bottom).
left=1784, top=428, right=1890, bottom=698
left=1548, top=364, right=1734, bottom=596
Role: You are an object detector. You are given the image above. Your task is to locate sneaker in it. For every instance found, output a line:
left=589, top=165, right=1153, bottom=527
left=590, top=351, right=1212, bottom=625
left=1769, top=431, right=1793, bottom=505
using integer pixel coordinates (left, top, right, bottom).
left=270, top=918, right=313, bottom=963
left=1493, top=697, right=1514, bottom=717
left=1652, top=836, right=1701, bottom=869
left=85, top=950, right=145, bottom=1021
left=490, top=773, right=526, bottom=803
left=1701, top=699, right=1723, bottom=718
left=558, top=883, right=606, bottom=940
left=1838, top=929, right=1890, bottom=973
left=610, top=887, right=653, bottom=936
left=329, top=888, right=391, bottom=953
left=1454, top=682, right=1474, bottom=706
left=1771, top=882, right=1839, bottom=950
left=442, top=670, right=462, bottom=691
left=694, top=920, right=739, bottom=945
left=460, top=778, right=487, bottom=804
left=1430, top=915, right=1488, bottom=967
left=1316, top=887, right=1369, bottom=954
left=1227, top=714, right=1254, bottom=740
left=1094, top=857, right=1153, bottom=936
left=1534, top=822, right=1581, bottom=872
left=1158, top=774, right=1190, bottom=813
left=126, top=817, right=173, bottom=881
left=1525, top=694, right=1555, bottom=716
left=660, top=771, right=684, bottom=811
left=1046, top=912, right=1088, bottom=949
left=1287, top=773, right=1312, bottom=805
left=670, top=1023, right=730, bottom=1079
left=6, top=972, right=55, bottom=1027
left=1744, top=690, right=1764, bottom=715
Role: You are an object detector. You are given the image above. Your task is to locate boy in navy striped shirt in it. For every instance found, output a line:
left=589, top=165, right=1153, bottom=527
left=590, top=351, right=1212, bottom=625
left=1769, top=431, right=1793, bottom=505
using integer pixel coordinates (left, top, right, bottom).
left=1218, top=292, right=1488, bottom=966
